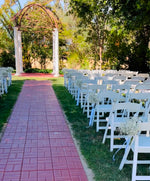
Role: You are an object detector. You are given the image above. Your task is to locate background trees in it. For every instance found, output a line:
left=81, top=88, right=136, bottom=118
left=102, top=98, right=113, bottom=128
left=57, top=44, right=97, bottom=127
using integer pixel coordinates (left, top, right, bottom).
left=0, top=0, right=150, bottom=72
left=108, top=0, right=150, bottom=72
left=0, top=0, right=21, bottom=67
left=69, top=0, right=150, bottom=72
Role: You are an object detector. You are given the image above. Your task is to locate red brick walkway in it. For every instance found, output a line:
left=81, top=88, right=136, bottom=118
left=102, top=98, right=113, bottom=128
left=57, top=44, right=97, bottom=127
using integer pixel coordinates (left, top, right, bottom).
left=0, top=80, right=88, bottom=181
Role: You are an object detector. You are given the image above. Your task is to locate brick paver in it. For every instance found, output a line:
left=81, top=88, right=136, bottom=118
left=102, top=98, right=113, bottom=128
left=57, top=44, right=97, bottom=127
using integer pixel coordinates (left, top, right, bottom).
left=0, top=80, right=88, bottom=181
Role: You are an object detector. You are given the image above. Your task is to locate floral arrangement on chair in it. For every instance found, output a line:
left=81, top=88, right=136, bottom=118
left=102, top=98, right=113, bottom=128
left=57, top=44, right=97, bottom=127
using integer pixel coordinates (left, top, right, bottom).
left=113, top=116, right=141, bottom=161
left=119, top=117, right=140, bottom=136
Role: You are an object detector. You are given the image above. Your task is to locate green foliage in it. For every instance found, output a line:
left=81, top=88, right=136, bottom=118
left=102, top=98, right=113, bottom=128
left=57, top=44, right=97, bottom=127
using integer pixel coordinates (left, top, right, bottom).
left=0, top=77, right=24, bottom=131
left=1, top=0, right=150, bottom=72
left=0, top=0, right=21, bottom=68
left=24, top=68, right=53, bottom=73
left=103, top=29, right=131, bottom=70
left=108, top=0, right=150, bottom=72
left=69, top=0, right=111, bottom=69
left=0, top=50, right=15, bottom=68
left=0, top=26, right=15, bottom=67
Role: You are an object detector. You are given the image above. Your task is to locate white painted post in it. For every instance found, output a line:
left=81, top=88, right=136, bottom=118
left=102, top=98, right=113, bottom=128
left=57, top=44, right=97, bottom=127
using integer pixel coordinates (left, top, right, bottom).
left=14, top=27, right=20, bottom=75
left=18, top=30, right=23, bottom=73
left=52, top=30, right=56, bottom=75
left=52, top=28, right=59, bottom=77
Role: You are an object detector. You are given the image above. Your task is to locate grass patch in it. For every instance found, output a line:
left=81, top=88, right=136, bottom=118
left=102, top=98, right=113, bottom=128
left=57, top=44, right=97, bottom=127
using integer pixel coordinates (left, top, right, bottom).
left=0, top=76, right=25, bottom=131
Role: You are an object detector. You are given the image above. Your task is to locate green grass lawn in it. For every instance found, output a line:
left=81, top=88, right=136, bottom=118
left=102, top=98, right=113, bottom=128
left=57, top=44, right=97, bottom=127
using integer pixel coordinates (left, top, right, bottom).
left=0, top=75, right=143, bottom=181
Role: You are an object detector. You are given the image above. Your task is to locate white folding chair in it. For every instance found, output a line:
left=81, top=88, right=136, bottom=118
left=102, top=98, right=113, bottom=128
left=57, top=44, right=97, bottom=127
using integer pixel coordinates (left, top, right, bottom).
left=123, top=80, right=140, bottom=91
left=94, top=91, right=121, bottom=132
left=83, top=84, right=107, bottom=118
left=127, top=92, right=150, bottom=120
left=119, top=122, right=150, bottom=181
left=112, top=84, right=131, bottom=102
left=102, top=102, right=143, bottom=152
left=75, top=79, right=97, bottom=106
left=80, top=84, right=105, bottom=109
left=102, top=80, right=119, bottom=90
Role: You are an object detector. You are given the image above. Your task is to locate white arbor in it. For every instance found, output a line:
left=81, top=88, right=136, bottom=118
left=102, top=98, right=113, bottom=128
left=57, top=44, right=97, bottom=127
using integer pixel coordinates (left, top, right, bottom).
left=13, top=3, right=60, bottom=77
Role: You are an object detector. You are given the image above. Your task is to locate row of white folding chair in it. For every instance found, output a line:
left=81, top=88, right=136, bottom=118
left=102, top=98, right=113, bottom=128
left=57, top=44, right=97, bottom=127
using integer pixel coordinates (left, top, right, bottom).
left=93, top=91, right=123, bottom=130
left=102, top=102, right=147, bottom=152
left=82, top=78, right=121, bottom=117
left=119, top=122, right=150, bottom=181
left=63, top=69, right=147, bottom=92
left=102, top=92, right=150, bottom=151
left=74, top=77, right=119, bottom=108
left=93, top=84, right=136, bottom=131
left=74, top=79, right=98, bottom=102
left=65, top=73, right=82, bottom=92
left=82, top=81, right=129, bottom=123
left=83, top=82, right=150, bottom=128
left=0, top=67, right=13, bottom=88
left=95, top=86, right=150, bottom=132
left=80, top=84, right=105, bottom=109
left=63, top=69, right=82, bottom=88
left=82, top=84, right=108, bottom=117
left=0, top=68, right=13, bottom=94
left=82, top=83, right=150, bottom=180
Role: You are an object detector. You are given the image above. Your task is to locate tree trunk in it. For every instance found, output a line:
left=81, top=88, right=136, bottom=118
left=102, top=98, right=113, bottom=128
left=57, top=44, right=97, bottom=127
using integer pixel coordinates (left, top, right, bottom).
left=99, top=46, right=102, bottom=70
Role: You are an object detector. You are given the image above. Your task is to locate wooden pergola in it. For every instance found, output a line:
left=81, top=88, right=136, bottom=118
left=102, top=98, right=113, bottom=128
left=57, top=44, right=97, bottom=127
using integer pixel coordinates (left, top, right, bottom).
left=12, top=3, right=61, bottom=77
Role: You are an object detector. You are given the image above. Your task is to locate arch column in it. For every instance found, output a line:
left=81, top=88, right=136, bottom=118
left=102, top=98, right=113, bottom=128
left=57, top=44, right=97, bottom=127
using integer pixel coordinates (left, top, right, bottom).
left=52, top=28, right=59, bottom=77
left=14, top=27, right=23, bottom=75
left=18, top=30, right=23, bottom=73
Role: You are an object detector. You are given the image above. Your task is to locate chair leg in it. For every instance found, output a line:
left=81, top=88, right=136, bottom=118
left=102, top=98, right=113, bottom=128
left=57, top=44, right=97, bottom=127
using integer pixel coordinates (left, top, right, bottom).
left=110, top=126, right=114, bottom=152
left=96, top=111, right=99, bottom=132
left=102, top=121, right=109, bottom=144
left=132, top=136, right=138, bottom=181
left=132, top=151, right=138, bottom=181
left=119, top=143, right=131, bottom=170
left=81, top=93, right=83, bottom=108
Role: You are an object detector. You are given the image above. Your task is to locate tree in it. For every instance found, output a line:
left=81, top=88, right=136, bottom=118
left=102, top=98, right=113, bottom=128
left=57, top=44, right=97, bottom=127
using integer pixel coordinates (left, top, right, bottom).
left=108, top=0, right=150, bottom=72
left=69, top=0, right=111, bottom=69
left=0, top=0, right=22, bottom=67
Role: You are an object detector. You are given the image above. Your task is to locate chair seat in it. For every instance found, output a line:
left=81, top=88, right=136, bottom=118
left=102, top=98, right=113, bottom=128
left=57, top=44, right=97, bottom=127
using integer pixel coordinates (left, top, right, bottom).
left=139, top=135, right=150, bottom=147
left=127, top=135, right=150, bottom=155
left=95, top=104, right=112, bottom=112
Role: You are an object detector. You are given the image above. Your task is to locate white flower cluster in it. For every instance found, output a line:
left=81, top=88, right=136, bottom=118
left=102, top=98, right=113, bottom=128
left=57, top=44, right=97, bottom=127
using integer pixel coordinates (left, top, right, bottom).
left=87, top=91, right=99, bottom=104
left=119, top=117, right=140, bottom=136
left=75, top=79, right=82, bottom=88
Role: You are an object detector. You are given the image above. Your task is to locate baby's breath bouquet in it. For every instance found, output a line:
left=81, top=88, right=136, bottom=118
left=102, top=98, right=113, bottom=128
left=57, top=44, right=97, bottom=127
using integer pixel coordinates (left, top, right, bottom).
left=119, top=117, right=140, bottom=136
left=87, top=91, right=99, bottom=104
